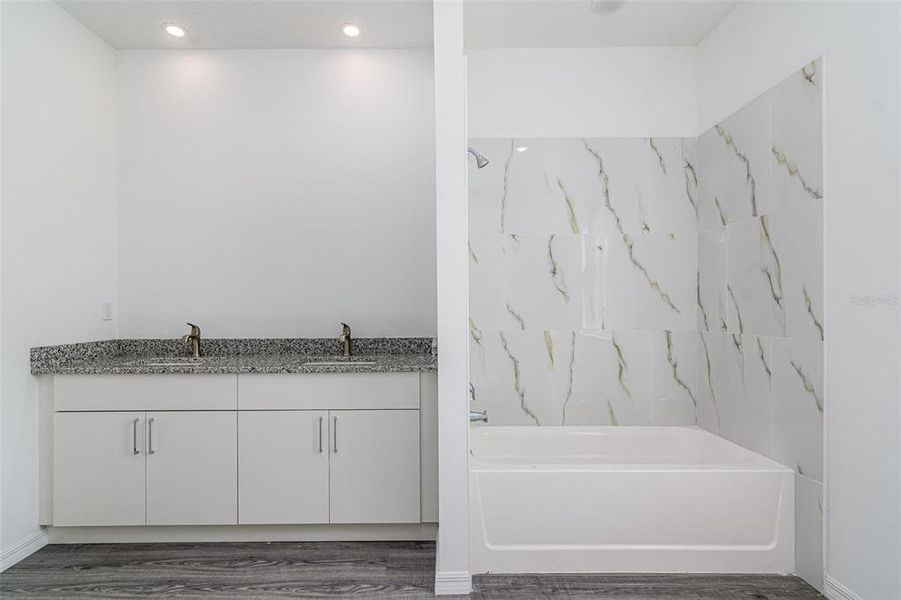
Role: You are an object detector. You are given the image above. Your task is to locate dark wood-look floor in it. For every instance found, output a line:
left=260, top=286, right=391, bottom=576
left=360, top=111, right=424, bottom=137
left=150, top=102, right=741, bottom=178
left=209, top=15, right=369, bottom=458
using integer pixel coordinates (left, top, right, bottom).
left=0, top=542, right=824, bottom=599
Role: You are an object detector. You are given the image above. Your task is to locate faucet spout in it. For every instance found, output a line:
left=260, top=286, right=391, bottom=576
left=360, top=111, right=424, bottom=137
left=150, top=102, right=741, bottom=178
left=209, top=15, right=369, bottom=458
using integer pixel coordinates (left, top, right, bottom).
left=181, top=322, right=202, bottom=358
left=339, top=322, right=352, bottom=357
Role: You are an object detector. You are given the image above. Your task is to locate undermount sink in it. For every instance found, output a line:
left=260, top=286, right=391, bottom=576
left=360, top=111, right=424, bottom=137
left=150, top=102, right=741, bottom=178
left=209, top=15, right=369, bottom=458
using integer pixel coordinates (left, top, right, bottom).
left=145, top=361, right=204, bottom=367
left=124, top=357, right=205, bottom=367
left=303, top=360, right=377, bottom=366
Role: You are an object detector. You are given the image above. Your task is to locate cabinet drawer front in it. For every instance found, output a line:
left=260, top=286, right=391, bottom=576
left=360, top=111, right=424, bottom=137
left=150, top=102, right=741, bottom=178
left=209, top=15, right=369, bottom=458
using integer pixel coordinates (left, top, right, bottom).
left=238, top=373, right=419, bottom=410
left=54, top=375, right=237, bottom=411
left=53, top=412, right=146, bottom=526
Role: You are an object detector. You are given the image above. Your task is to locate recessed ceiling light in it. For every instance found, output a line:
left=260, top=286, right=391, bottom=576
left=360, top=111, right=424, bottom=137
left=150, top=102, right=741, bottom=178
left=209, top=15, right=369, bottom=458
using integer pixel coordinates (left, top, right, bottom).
left=515, top=145, right=530, bottom=153
left=341, top=23, right=361, bottom=38
left=589, top=0, right=627, bottom=16
left=163, top=23, right=187, bottom=38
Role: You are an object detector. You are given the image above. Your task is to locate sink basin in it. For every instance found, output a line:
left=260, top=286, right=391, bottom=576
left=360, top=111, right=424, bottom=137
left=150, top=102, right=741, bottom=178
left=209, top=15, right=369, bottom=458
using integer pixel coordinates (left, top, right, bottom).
left=145, top=361, right=204, bottom=367
left=303, top=360, right=377, bottom=366
left=123, top=357, right=205, bottom=367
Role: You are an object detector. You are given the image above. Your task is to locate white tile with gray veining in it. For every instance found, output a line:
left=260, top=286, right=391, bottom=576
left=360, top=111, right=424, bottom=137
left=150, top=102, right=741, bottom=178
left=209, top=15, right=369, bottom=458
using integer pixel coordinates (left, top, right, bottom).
left=605, top=231, right=698, bottom=332
left=470, top=328, right=700, bottom=427
left=469, top=233, right=586, bottom=332
left=725, top=202, right=823, bottom=340
left=766, top=201, right=824, bottom=340
left=468, top=61, right=822, bottom=436
left=699, top=93, right=772, bottom=227
left=770, top=337, right=824, bottom=481
left=726, top=216, right=787, bottom=337
left=696, top=332, right=774, bottom=457
left=770, top=59, right=823, bottom=212
left=697, top=227, right=728, bottom=332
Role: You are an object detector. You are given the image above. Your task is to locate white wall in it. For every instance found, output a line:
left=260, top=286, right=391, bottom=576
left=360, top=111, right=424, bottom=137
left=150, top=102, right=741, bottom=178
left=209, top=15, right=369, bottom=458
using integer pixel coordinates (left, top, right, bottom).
left=116, top=49, right=436, bottom=339
left=466, top=47, right=698, bottom=138
left=699, top=3, right=901, bottom=599
left=1, top=0, right=118, bottom=563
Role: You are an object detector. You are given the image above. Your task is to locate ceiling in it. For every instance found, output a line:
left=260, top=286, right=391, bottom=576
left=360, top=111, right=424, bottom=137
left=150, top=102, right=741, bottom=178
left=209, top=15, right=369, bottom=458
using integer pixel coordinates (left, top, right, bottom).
left=56, top=1, right=434, bottom=49
left=56, top=0, right=736, bottom=51
left=464, top=0, right=737, bottom=48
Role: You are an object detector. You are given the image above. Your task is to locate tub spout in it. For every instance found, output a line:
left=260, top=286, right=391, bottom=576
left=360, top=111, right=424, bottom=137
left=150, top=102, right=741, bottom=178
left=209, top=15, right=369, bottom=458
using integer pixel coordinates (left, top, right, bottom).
left=470, top=410, right=488, bottom=423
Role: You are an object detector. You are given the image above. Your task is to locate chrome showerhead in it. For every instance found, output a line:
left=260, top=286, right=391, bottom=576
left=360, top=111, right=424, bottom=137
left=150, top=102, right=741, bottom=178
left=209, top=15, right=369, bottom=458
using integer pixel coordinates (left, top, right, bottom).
left=468, top=147, right=490, bottom=169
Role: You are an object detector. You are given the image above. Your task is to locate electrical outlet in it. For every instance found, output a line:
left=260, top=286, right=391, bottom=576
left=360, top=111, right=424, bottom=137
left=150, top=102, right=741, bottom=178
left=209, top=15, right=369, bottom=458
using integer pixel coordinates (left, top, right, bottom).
left=101, top=301, right=114, bottom=322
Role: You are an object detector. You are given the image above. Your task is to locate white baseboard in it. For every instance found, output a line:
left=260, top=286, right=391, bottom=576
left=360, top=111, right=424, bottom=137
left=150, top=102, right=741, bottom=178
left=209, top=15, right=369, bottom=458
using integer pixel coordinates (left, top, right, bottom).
left=0, top=529, right=48, bottom=572
left=47, top=523, right=437, bottom=544
left=825, top=575, right=864, bottom=600
left=434, top=570, right=472, bottom=595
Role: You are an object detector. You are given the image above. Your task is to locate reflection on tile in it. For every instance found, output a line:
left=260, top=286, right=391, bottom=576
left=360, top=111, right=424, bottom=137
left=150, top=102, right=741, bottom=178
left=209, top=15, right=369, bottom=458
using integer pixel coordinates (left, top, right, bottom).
left=771, top=338, right=824, bottom=481
left=795, top=474, right=824, bottom=592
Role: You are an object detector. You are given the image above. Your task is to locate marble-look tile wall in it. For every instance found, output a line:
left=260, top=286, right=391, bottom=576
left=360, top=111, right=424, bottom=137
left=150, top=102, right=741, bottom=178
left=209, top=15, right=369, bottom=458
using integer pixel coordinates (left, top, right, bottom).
left=468, top=136, right=700, bottom=427
left=696, top=59, right=824, bottom=590
left=468, top=59, right=823, bottom=590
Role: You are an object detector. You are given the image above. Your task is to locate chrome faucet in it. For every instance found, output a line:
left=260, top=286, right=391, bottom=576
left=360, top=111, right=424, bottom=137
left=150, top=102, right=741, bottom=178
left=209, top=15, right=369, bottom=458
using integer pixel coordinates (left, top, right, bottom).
left=469, top=410, right=488, bottom=423
left=339, top=322, right=352, bottom=357
left=181, top=322, right=202, bottom=358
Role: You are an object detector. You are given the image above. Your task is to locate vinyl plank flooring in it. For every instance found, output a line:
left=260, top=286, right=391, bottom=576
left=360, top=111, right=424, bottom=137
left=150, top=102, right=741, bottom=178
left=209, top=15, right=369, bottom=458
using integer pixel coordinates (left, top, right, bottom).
left=0, top=542, right=824, bottom=599
left=472, top=573, right=824, bottom=599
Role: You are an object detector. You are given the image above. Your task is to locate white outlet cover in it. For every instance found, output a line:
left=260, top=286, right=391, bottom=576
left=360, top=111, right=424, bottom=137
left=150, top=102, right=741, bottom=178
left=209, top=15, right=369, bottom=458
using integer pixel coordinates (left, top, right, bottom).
left=101, top=301, right=114, bottom=321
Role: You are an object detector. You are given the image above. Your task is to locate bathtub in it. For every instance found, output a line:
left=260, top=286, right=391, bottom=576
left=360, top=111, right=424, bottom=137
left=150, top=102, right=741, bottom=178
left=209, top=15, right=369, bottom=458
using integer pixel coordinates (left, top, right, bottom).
left=470, top=426, right=794, bottom=574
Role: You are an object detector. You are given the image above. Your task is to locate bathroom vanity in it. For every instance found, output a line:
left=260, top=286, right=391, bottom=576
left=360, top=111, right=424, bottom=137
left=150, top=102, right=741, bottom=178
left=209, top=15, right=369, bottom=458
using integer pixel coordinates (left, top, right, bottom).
left=32, top=338, right=438, bottom=542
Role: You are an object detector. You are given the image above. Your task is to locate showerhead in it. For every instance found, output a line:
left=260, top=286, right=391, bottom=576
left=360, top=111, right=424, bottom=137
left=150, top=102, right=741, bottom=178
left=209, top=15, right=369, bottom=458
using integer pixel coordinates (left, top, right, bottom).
left=468, top=147, right=490, bottom=169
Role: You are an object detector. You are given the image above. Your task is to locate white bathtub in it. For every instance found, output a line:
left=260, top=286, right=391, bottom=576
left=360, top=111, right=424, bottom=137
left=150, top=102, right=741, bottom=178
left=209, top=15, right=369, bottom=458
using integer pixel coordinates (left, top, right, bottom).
left=470, top=426, right=794, bottom=574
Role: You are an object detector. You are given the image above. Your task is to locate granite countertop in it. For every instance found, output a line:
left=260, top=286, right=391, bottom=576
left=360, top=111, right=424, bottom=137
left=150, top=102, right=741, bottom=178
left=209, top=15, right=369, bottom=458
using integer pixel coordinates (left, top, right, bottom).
left=31, top=338, right=437, bottom=376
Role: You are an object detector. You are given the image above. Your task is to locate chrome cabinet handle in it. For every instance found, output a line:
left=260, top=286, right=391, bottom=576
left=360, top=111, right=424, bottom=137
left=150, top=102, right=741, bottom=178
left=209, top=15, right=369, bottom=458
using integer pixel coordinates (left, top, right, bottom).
left=318, top=416, right=323, bottom=453
left=132, top=418, right=140, bottom=455
left=147, top=417, right=155, bottom=454
left=332, top=415, right=338, bottom=453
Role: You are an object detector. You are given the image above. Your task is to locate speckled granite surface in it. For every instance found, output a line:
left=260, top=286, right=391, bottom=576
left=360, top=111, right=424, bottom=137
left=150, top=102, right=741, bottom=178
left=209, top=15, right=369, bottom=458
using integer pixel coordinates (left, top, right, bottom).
left=31, top=338, right=437, bottom=375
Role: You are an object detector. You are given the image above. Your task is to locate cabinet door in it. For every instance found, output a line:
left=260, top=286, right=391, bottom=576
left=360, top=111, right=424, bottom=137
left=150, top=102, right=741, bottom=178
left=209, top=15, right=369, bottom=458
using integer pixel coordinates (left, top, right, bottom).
left=329, top=409, right=420, bottom=523
left=238, top=411, right=329, bottom=524
left=53, top=412, right=145, bottom=526
left=146, top=411, right=237, bottom=525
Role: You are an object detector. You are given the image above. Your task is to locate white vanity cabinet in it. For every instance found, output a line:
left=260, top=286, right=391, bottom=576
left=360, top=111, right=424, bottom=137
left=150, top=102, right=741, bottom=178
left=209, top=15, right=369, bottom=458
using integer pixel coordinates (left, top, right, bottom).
left=53, top=410, right=238, bottom=526
left=47, top=371, right=437, bottom=531
left=236, top=373, right=422, bottom=525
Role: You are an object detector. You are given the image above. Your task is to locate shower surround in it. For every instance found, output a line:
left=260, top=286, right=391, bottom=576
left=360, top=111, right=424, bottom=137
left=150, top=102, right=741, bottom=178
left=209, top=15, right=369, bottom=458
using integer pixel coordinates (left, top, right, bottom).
left=469, top=59, right=824, bottom=589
